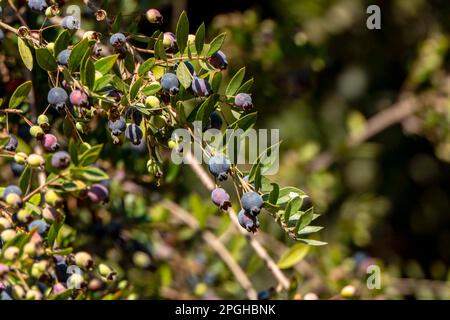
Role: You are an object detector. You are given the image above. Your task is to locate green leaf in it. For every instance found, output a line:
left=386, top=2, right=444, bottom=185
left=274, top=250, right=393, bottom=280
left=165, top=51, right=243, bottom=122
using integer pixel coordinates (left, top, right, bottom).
left=284, top=196, right=303, bottom=223
left=277, top=243, right=310, bottom=269
left=229, top=112, right=257, bottom=131
left=112, top=12, right=122, bottom=33
left=93, top=74, right=115, bottom=91
left=195, top=23, right=205, bottom=55
left=130, top=77, right=143, bottom=101
left=49, top=247, right=73, bottom=256
left=68, top=38, right=90, bottom=71
left=18, top=165, right=31, bottom=195
left=28, top=193, right=41, bottom=206
left=176, top=62, right=192, bottom=89
left=176, top=11, right=189, bottom=54
left=142, top=82, right=161, bottom=95
left=195, top=94, right=219, bottom=127
left=47, top=218, right=65, bottom=247
left=211, top=72, right=222, bottom=93
left=268, top=183, right=279, bottom=204
left=18, top=37, right=33, bottom=71
left=94, top=54, right=119, bottom=74
left=72, top=167, right=109, bottom=181
left=297, top=239, right=327, bottom=246
left=207, top=32, right=226, bottom=57
left=297, top=226, right=324, bottom=235
left=78, top=144, right=103, bottom=166
left=35, top=48, right=58, bottom=71
left=9, top=81, right=32, bottom=108
left=238, top=78, right=254, bottom=93
left=54, top=30, right=71, bottom=56
left=68, top=138, right=79, bottom=166
left=81, top=58, right=95, bottom=90
left=138, top=58, right=155, bottom=76
left=277, top=187, right=306, bottom=205
left=48, top=289, right=74, bottom=300
left=226, top=67, right=246, bottom=96
left=154, top=37, right=167, bottom=61
left=294, top=207, right=314, bottom=233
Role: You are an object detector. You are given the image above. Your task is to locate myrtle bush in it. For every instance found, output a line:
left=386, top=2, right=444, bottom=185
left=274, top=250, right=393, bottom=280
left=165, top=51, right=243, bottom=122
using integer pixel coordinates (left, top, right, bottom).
left=0, top=2, right=324, bottom=300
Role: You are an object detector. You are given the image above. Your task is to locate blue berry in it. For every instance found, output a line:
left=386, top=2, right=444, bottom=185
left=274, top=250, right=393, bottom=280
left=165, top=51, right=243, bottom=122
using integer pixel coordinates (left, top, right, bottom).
left=208, top=51, right=228, bottom=70
left=161, top=73, right=179, bottom=95
left=51, top=151, right=71, bottom=169
left=108, top=117, right=126, bottom=136
left=10, top=162, right=25, bottom=177
left=61, top=16, right=80, bottom=30
left=4, top=134, right=18, bottom=151
left=47, top=87, right=68, bottom=111
left=28, top=0, right=48, bottom=12
left=241, top=191, right=263, bottom=216
left=208, top=155, right=231, bottom=181
left=125, top=123, right=143, bottom=145
left=191, top=77, right=212, bottom=97
left=110, top=33, right=126, bottom=48
left=125, top=108, right=143, bottom=125
left=28, top=219, right=49, bottom=235
left=57, top=49, right=71, bottom=66
left=3, top=185, right=22, bottom=199
left=211, top=188, right=231, bottom=211
left=237, top=209, right=259, bottom=233
left=206, top=111, right=222, bottom=130
left=234, top=93, right=253, bottom=111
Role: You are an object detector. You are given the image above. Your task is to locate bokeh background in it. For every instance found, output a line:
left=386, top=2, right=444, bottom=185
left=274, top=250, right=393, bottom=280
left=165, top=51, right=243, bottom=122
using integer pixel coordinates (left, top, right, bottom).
left=1, top=0, right=449, bottom=299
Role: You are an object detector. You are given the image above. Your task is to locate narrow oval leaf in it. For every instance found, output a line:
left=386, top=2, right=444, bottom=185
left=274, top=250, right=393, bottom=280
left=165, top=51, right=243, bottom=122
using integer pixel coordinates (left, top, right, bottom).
left=176, top=11, right=189, bottom=54
left=176, top=62, right=192, bottom=89
left=68, top=38, right=90, bottom=71
left=277, top=243, right=310, bottom=269
left=94, top=54, right=119, bottom=74
left=9, top=81, right=33, bottom=108
left=226, top=67, right=246, bottom=96
left=36, top=48, right=57, bottom=71
left=54, top=30, right=71, bottom=56
left=195, top=23, right=205, bottom=55
left=18, top=37, right=33, bottom=71
left=142, top=82, right=161, bottom=95
left=18, top=165, right=31, bottom=194
left=138, top=58, right=155, bottom=76
left=130, top=77, right=143, bottom=101
left=207, top=32, right=226, bottom=57
left=81, top=58, right=95, bottom=90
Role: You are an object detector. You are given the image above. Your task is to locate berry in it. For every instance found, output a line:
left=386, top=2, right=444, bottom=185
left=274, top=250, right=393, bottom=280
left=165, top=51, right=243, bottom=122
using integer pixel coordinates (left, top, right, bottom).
left=234, top=93, right=253, bottom=111
left=56, top=49, right=71, bottom=65
left=237, top=209, right=259, bottom=233
left=74, top=252, right=94, bottom=269
left=4, top=246, right=20, bottom=261
left=341, top=285, right=356, bottom=298
left=67, top=273, right=85, bottom=289
left=52, top=283, right=67, bottom=295
left=125, top=123, right=143, bottom=145
left=241, top=191, right=263, bottom=216
left=110, top=33, right=126, bottom=48
left=162, top=32, right=176, bottom=49
left=98, top=263, right=116, bottom=280
left=191, top=77, right=212, bottom=97
left=45, top=6, right=58, bottom=18
left=87, top=184, right=109, bottom=203
left=61, top=16, right=80, bottom=30
left=5, top=193, right=22, bottom=208
left=37, top=114, right=49, bottom=126
left=211, top=188, right=231, bottom=211
left=47, top=87, right=68, bottom=111
left=17, top=208, right=32, bottom=223
left=69, top=90, right=88, bottom=106
left=146, top=9, right=163, bottom=24
left=188, top=34, right=196, bottom=45
left=161, top=73, right=179, bottom=95
left=41, top=134, right=59, bottom=152
left=108, top=117, right=126, bottom=136
left=3, top=185, right=22, bottom=199
left=28, top=0, right=48, bottom=12
left=51, top=151, right=71, bottom=169
left=10, top=162, right=25, bottom=176
left=23, top=242, right=37, bottom=256
left=45, top=189, right=62, bottom=207
left=42, top=206, right=60, bottom=222
left=174, top=61, right=195, bottom=75
left=4, top=134, right=18, bottom=151
left=145, top=96, right=160, bottom=108
left=30, top=125, right=44, bottom=139
left=28, top=220, right=49, bottom=235
left=209, top=51, right=228, bottom=70
left=0, top=217, right=12, bottom=230
left=27, top=154, right=44, bottom=168
left=206, top=111, right=222, bottom=130
left=208, top=155, right=231, bottom=181
left=125, top=108, right=143, bottom=125
left=14, top=152, right=27, bottom=165
left=1, top=229, right=17, bottom=242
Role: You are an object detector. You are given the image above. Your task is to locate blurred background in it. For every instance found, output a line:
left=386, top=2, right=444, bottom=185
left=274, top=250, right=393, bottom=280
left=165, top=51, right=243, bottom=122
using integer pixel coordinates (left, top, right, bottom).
left=1, top=0, right=450, bottom=299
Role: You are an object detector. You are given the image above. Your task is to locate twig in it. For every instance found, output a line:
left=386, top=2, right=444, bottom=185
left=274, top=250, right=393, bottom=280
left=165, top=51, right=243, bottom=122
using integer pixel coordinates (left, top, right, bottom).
left=161, top=199, right=258, bottom=300
left=184, top=152, right=291, bottom=290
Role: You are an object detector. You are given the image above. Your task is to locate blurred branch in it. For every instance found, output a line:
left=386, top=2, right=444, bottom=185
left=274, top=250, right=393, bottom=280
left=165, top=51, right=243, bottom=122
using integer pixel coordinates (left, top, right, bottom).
left=161, top=199, right=258, bottom=300
left=185, top=152, right=291, bottom=290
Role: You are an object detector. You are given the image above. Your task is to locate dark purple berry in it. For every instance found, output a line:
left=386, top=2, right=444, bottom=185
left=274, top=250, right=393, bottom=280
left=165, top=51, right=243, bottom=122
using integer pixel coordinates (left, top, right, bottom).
left=211, top=188, right=231, bottom=211
left=208, top=155, right=231, bottom=181
left=208, top=51, right=228, bottom=70
left=61, top=16, right=80, bottom=30
left=51, top=151, right=71, bottom=169
left=191, top=77, right=212, bottom=97
left=41, top=134, right=59, bottom=152
left=47, top=87, right=68, bottom=112
left=206, top=111, right=222, bottom=130
left=234, top=93, right=253, bottom=111
left=4, top=134, right=18, bottom=151
left=237, top=209, right=259, bottom=233
left=110, top=33, right=126, bottom=48
left=108, top=117, right=126, bottom=136
left=125, top=108, right=143, bottom=125
left=57, top=49, right=71, bottom=65
left=161, top=73, right=179, bottom=95
left=125, top=123, right=143, bottom=145
left=87, top=184, right=109, bottom=203
left=241, top=191, right=263, bottom=216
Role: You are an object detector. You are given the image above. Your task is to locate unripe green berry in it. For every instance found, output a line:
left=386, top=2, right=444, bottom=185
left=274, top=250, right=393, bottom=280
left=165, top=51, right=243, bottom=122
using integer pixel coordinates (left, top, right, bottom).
left=75, top=251, right=94, bottom=269
left=341, top=285, right=356, bottom=298
left=6, top=193, right=22, bottom=208
left=145, top=96, right=160, bottom=108
left=26, top=288, right=43, bottom=300
left=30, top=126, right=44, bottom=139
left=14, top=152, right=28, bottom=165
left=45, top=189, right=62, bottom=207
left=37, top=114, right=49, bottom=125
left=27, top=154, right=44, bottom=168
left=31, top=261, right=48, bottom=278
left=23, top=242, right=37, bottom=256
left=12, top=285, right=25, bottom=299
left=168, top=140, right=177, bottom=149
left=1, top=229, right=17, bottom=242
left=133, top=251, right=151, bottom=268
left=4, top=246, right=20, bottom=261
left=17, top=208, right=32, bottom=223
left=151, top=115, right=167, bottom=129
left=99, top=263, right=116, bottom=280
left=0, top=217, right=12, bottom=231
